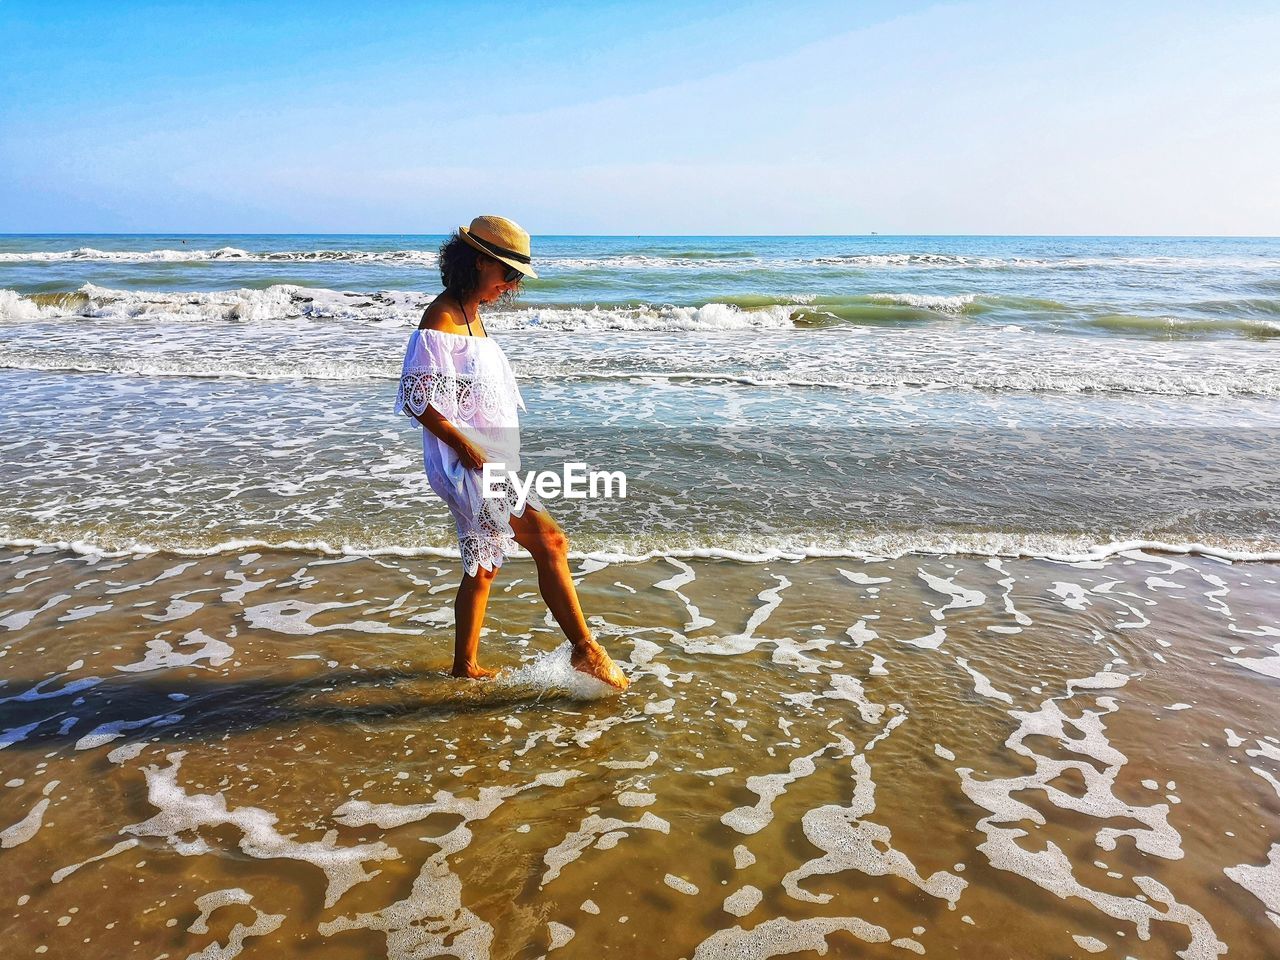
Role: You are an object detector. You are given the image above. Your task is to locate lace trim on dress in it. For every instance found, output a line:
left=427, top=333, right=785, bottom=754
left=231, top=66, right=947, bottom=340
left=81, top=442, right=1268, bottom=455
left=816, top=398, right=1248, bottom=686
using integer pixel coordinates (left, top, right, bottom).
left=458, top=477, right=541, bottom=578
left=396, top=370, right=515, bottom=421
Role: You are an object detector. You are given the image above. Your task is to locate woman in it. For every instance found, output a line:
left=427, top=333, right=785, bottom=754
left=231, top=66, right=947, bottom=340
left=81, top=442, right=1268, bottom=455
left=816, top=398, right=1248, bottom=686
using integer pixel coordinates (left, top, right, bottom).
left=394, top=215, right=629, bottom=691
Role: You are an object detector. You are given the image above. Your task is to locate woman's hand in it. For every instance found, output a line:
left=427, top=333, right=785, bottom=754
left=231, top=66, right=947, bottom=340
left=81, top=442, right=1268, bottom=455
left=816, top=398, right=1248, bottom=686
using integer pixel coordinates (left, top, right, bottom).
left=415, top=405, right=487, bottom=471
left=454, top=437, right=488, bottom=472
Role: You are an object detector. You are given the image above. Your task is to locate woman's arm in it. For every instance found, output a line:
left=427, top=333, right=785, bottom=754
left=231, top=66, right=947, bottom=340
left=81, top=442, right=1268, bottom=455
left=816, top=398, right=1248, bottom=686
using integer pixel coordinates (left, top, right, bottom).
left=413, top=405, right=487, bottom=471
left=409, top=303, right=488, bottom=469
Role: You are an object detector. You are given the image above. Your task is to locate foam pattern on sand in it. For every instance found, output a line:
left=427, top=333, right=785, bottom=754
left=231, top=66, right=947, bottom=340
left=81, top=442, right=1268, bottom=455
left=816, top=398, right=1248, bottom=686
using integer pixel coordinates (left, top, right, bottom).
left=1, top=546, right=1278, bottom=956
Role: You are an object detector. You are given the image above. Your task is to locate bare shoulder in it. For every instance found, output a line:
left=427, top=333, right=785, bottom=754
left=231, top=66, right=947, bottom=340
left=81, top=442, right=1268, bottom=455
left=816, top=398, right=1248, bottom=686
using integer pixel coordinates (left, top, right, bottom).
left=418, top=294, right=468, bottom=333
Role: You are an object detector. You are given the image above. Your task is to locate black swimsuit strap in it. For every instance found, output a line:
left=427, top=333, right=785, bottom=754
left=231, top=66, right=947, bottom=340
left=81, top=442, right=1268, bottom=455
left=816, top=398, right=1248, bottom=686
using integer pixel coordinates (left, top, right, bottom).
left=452, top=293, right=487, bottom=338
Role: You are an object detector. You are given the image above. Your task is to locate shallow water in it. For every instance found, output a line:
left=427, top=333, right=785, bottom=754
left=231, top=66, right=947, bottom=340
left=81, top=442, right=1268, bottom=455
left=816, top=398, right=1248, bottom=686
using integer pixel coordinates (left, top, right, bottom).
left=1, top=546, right=1279, bottom=957
left=3, top=235, right=1280, bottom=563
left=2, top=234, right=1278, bottom=956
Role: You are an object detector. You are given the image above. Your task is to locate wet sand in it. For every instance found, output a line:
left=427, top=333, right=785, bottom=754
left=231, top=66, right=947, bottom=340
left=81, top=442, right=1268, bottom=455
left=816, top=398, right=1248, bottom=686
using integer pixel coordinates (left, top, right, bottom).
left=2, top=545, right=1278, bottom=958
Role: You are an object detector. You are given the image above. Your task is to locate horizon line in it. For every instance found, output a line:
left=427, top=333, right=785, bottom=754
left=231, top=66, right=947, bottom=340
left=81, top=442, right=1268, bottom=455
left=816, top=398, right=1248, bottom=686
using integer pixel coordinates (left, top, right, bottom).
left=2, top=232, right=1279, bottom=240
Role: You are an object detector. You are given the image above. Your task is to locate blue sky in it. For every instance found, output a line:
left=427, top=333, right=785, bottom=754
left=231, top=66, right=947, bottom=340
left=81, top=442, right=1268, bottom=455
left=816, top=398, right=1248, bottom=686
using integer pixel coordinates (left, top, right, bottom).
left=1, top=0, right=1277, bottom=234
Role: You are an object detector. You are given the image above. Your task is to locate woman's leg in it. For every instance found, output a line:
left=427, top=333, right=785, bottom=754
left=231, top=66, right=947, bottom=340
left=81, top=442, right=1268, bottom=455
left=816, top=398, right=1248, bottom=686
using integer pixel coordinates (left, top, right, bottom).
left=452, top=563, right=499, bottom=679
left=508, top=506, right=590, bottom=645
left=506, top=505, right=629, bottom=689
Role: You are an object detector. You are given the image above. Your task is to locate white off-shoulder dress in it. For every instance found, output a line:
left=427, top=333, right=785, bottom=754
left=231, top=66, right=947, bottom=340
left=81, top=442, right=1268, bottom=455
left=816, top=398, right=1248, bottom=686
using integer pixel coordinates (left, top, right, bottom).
left=394, top=328, right=544, bottom=577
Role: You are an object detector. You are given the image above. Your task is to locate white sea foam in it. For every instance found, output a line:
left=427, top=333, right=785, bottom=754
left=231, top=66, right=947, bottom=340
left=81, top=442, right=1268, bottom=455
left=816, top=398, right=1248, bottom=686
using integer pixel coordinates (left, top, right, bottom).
left=812, top=253, right=1280, bottom=271
left=1074, top=935, right=1108, bottom=953
left=0, top=246, right=246, bottom=262
left=0, top=289, right=47, bottom=320
left=0, top=246, right=439, bottom=264
left=74, top=712, right=183, bottom=750
left=0, top=593, right=74, bottom=631
left=654, top=557, right=716, bottom=631
left=0, top=347, right=393, bottom=382
left=50, top=838, right=140, bottom=883
left=510, top=301, right=798, bottom=331
left=186, top=888, right=287, bottom=958
left=114, top=629, right=234, bottom=673
left=677, top=576, right=790, bottom=658
left=918, top=570, right=986, bottom=618
left=4, top=246, right=1277, bottom=272
left=815, top=673, right=885, bottom=724
left=333, top=769, right=583, bottom=832
left=125, top=751, right=399, bottom=908
left=4, top=533, right=1278, bottom=567
left=1225, top=843, right=1280, bottom=927
left=1, top=797, right=50, bottom=848
left=812, top=253, right=1034, bottom=268
left=5, top=291, right=1277, bottom=397
left=0, top=283, right=428, bottom=324
left=536, top=253, right=764, bottom=270
left=721, top=736, right=858, bottom=835
left=242, top=598, right=419, bottom=636
left=692, top=914, right=892, bottom=959
left=7, top=343, right=1275, bottom=397
left=0, top=672, right=103, bottom=704
left=868, top=292, right=977, bottom=313
left=954, top=656, right=1014, bottom=704
left=0, top=283, right=797, bottom=331
left=1225, top=642, right=1280, bottom=680
left=541, top=810, right=671, bottom=885
left=782, top=754, right=967, bottom=907
left=320, top=768, right=584, bottom=955
left=903, top=625, right=947, bottom=650
left=493, top=640, right=628, bottom=699
left=722, top=885, right=762, bottom=917
left=664, top=873, right=700, bottom=895
left=958, top=669, right=1227, bottom=955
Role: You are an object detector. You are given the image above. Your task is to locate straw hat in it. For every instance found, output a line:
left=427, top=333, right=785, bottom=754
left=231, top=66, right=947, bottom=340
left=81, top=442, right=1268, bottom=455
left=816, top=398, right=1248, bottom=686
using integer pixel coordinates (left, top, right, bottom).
left=458, top=215, right=538, bottom=279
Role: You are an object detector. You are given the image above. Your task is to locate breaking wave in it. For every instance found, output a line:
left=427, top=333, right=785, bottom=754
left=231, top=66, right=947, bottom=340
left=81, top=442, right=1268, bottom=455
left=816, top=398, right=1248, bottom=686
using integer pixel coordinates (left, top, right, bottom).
left=0, top=247, right=440, bottom=265
left=5, top=281, right=1280, bottom=353
left=8, top=247, right=1277, bottom=273
left=0, top=284, right=797, bottom=330
left=3, top=530, right=1276, bottom=565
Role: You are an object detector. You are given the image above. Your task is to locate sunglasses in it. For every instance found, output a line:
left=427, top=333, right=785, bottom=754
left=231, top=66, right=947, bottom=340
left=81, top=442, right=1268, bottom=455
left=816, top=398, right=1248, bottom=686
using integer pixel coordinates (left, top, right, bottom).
left=502, top=264, right=525, bottom=284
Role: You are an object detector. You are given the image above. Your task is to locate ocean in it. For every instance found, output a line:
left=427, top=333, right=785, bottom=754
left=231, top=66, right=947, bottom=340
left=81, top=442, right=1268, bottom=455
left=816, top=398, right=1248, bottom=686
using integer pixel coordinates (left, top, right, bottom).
left=1, top=234, right=1278, bottom=958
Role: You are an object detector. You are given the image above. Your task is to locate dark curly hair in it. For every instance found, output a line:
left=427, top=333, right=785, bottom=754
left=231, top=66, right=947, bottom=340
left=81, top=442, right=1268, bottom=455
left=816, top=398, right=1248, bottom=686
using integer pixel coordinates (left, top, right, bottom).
left=438, top=231, right=484, bottom=299
left=438, top=231, right=523, bottom=305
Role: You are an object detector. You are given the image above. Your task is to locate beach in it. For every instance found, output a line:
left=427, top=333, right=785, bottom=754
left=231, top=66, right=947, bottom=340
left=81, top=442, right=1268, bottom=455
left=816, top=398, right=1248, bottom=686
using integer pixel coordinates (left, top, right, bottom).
left=2, top=235, right=1279, bottom=957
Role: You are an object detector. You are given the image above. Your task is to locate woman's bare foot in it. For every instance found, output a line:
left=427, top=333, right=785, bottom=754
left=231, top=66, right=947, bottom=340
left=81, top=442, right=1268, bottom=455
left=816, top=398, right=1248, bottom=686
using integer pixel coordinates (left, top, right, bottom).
left=451, top=663, right=499, bottom=680
left=571, top=638, right=630, bottom=691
